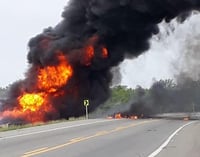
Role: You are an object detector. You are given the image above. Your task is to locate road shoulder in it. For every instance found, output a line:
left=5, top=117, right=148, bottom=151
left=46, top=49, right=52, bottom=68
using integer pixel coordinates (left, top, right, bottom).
left=157, top=121, right=200, bottom=157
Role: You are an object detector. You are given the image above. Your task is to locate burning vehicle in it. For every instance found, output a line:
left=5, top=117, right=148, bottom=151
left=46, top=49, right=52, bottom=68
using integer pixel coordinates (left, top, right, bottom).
left=107, top=112, right=142, bottom=120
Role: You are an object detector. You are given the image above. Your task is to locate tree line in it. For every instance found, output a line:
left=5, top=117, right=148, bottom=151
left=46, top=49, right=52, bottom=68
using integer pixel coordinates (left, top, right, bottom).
left=96, top=79, right=200, bottom=117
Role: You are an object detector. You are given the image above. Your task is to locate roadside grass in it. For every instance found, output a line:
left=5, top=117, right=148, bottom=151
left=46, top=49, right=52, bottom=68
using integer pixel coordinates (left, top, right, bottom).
left=0, top=116, right=85, bottom=132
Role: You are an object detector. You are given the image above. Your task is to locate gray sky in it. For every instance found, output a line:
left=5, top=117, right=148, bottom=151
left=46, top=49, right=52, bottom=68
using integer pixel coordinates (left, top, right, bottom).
left=0, top=1, right=199, bottom=88
left=0, top=0, right=68, bottom=87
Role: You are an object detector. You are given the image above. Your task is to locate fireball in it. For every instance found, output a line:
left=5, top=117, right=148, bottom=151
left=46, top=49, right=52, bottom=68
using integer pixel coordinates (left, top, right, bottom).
left=18, top=93, right=45, bottom=112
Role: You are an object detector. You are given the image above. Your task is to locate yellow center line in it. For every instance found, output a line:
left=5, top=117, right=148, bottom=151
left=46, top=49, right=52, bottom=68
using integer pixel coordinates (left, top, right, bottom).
left=95, top=131, right=109, bottom=136
left=69, top=137, right=84, bottom=142
left=22, top=120, right=156, bottom=157
left=23, top=147, right=49, bottom=155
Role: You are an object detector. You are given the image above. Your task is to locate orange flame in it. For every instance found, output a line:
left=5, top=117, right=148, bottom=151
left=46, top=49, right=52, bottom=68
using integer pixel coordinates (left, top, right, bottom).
left=18, top=93, right=45, bottom=112
left=84, top=45, right=94, bottom=66
left=1, top=108, right=51, bottom=123
left=114, top=113, right=122, bottom=119
left=102, top=47, right=108, bottom=58
left=130, top=115, right=138, bottom=120
left=38, top=54, right=73, bottom=93
left=0, top=53, right=74, bottom=123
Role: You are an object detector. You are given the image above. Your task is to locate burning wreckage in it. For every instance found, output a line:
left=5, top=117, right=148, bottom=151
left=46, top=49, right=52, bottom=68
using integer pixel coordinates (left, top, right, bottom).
left=0, top=0, right=200, bottom=124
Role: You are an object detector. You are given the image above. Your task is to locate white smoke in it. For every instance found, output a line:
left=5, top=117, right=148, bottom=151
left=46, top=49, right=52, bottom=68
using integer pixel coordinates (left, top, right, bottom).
left=120, top=12, right=200, bottom=88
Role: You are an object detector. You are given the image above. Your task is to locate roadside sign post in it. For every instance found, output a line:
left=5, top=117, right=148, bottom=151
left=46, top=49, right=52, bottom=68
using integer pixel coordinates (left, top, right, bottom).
left=84, top=99, right=89, bottom=119
left=85, top=105, right=88, bottom=119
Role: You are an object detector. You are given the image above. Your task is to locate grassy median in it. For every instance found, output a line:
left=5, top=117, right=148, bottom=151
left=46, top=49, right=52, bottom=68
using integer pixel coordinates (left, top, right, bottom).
left=0, top=117, right=85, bottom=132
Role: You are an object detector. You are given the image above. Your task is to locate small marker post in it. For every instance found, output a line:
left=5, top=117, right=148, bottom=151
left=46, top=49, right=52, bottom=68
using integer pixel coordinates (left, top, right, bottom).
left=83, top=99, right=89, bottom=119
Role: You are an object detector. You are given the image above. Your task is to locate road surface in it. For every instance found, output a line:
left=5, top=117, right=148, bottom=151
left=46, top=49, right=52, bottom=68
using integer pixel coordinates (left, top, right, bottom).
left=0, top=119, right=199, bottom=157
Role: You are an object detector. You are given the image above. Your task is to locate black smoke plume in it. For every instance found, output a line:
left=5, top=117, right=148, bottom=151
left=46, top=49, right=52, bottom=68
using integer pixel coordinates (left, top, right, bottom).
left=1, top=0, right=200, bottom=123
left=120, top=79, right=200, bottom=118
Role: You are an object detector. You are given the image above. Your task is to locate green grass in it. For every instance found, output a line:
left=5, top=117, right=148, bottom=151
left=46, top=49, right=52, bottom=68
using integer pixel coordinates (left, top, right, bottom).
left=0, top=116, right=85, bottom=132
left=0, top=124, right=35, bottom=132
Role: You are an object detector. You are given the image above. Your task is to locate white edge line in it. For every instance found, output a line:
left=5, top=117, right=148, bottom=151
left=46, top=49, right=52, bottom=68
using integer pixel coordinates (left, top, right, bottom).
left=147, top=121, right=195, bottom=157
left=0, top=119, right=116, bottom=140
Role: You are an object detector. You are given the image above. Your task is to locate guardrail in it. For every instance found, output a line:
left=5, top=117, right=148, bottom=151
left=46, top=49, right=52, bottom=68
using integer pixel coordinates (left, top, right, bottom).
left=152, top=112, right=200, bottom=120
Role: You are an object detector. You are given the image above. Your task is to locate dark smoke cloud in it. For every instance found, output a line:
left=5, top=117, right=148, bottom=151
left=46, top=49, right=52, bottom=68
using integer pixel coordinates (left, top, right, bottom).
left=121, top=79, right=200, bottom=118
left=1, top=0, right=200, bottom=123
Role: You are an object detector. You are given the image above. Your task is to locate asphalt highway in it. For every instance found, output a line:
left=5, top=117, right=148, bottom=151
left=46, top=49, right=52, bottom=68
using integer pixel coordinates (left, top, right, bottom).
left=156, top=121, right=200, bottom=157
left=0, top=118, right=199, bottom=157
